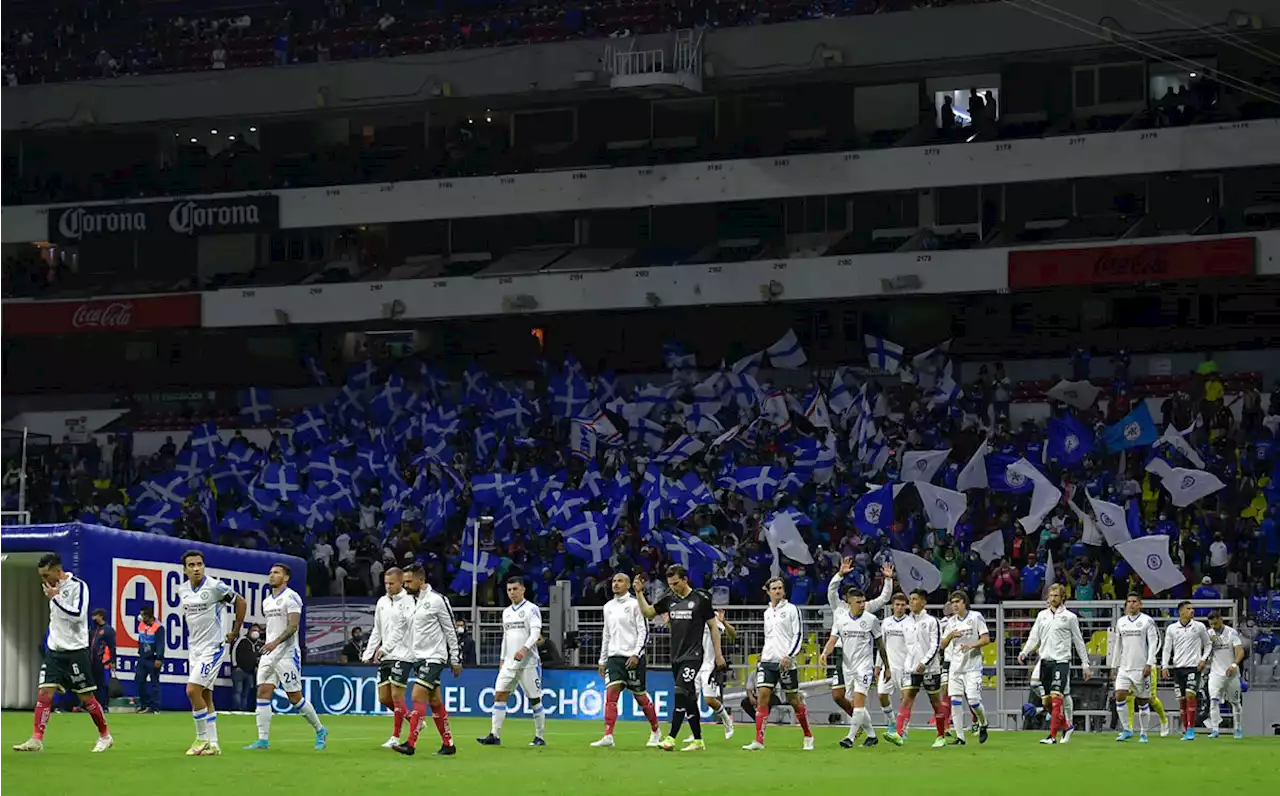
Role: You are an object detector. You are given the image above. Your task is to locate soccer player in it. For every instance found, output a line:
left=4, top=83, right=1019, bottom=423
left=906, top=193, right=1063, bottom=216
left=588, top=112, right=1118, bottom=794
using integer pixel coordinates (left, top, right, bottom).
left=826, top=559, right=894, bottom=720
left=393, top=563, right=462, bottom=756
left=244, top=563, right=327, bottom=750
left=363, top=567, right=414, bottom=748
left=12, top=553, right=113, bottom=753
left=940, top=590, right=990, bottom=746
left=877, top=592, right=912, bottom=738
left=689, top=609, right=738, bottom=741
left=1125, top=670, right=1172, bottom=737
left=478, top=577, right=546, bottom=746
left=1160, top=600, right=1211, bottom=741
left=1018, top=583, right=1091, bottom=745
left=1109, top=593, right=1160, bottom=742
left=634, top=565, right=726, bottom=752
left=897, top=588, right=946, bottom=748
left=741, top=577, right=815, bottom=751
left=178, top=549, right=247, bottom=756
left=592, top=572, right=662, bottom=748
left=1206, top=611, right=1245, bottom=739
left=819, top=587, right=892, bottom=748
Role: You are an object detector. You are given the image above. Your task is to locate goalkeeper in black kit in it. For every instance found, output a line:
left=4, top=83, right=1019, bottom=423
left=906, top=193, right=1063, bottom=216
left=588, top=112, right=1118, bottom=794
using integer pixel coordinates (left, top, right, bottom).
left=635, top=565, right=727, bottom=752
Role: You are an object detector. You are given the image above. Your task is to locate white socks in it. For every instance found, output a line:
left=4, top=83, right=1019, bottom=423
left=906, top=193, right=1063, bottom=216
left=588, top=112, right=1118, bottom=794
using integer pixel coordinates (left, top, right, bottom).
left=1137, top=705, right=1151, bottom=734
left=491, top=707, right=506, bottom=738
left=1118, top=700, right=1132, bottom=732
left=533, top=704, right=546, bottom=739
left=881, top=704, right=896, bottom=727
left=970, top=701, right=987, bottom=727
left=256, top=700, right=272, bottom=740
left=205, top=710, right=219, bottom=744
left=951, top=700, right=967, bottom=740
left=298, top=698, right=324, bottom=731
left=847, top=707, right=873, bottom=738
left=1063, top=695, right=1075, bottom=723
left=192, top=709, right=208, bottom=740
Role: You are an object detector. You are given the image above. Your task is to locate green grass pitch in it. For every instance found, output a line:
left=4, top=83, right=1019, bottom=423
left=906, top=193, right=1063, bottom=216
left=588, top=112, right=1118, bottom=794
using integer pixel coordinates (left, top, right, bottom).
left=4, top=711, right=1279, bottom=795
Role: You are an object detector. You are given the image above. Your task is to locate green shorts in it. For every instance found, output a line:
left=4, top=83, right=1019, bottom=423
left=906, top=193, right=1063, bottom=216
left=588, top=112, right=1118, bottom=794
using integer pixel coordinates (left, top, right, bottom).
left=39, top=648, right=96, bottom=694
left=756, top=660, right=800, bottom=693
left=378, top=660, right=413, bottom=687
left=604, top=655, right=647, bottom=693
left=828, top=647, right=844, bottom=687
left=411, top=661, right=447, bottom=689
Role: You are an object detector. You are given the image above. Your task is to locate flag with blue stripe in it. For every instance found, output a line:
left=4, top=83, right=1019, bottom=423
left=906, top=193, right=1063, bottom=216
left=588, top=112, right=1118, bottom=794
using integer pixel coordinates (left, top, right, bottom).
left=238, top=387, right=275, bottom=425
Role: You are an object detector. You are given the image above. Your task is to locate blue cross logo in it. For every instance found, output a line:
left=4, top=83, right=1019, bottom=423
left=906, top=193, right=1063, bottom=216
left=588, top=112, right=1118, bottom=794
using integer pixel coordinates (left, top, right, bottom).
left=125, top=581, right=152, bottom=619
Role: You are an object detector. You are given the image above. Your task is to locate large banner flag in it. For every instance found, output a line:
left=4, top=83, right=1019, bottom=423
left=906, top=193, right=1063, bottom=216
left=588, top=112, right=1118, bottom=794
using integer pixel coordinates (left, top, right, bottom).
left=1102, top=402, right=1158, bottom=452
left=1115, top=534, right=1186, bottom=594
left=889, top=549, right=942, bottom=595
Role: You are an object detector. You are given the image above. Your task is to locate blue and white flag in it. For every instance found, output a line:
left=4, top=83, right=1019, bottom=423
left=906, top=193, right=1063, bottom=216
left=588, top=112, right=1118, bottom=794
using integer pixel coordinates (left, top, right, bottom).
left=901, top=449, right=950, bottom=484
left=1102, top=402, right=1158, bottom=452
left=1115, top=535, right=1185, bottom=594
left=915, top=482, right=967, bottom=533
left=1088, top=495, right=1133, bottom=547
left=888, top=549, right=942, bottom=595
left=852, top=483, right=894, bottom=536
left=828, top=367, right=855, bottom=417
left=726, top=465, right=781, bottom=502
left=1146, top=463, right=1227, bottom=508
left=188, top=422, right=222, bottom=459
left=290, top=408, right=330, bottom=449
left=548, top=372, right=591, bottom=419
left=957, top=440, right=989, bottom=491
left=764, top=512, right=815, bottom=577
left=303, top=356, right=329, bottom=386
left=972, top=531, right=1005, bottom=565
left=239, top=387, right=275, bottom=425
left=1009, top=458, right=1062, bottom=534
left=986, top=453, right=1035, bottom=494
left=1153, top=423, right=1205, bottom=469
left=1045, top=380, right=1101, bottom=411
left=662, top=342, right=697, bottom=371
left=450, top=550, right=498, bottom=595
left=1045, top=414, right=1094, bottom=467
left=864, top=335, right=904, bottom=374
left=563, top=512, right=612, bottom=567
left=256, top=462, right=301, bottom=504
left=766, top=329, right=808, bottom=369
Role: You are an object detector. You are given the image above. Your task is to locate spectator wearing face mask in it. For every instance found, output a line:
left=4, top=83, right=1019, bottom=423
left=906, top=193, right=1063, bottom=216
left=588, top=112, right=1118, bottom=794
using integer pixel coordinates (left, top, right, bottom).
left=339, top=627, right=365, bottom=663
left=456, top=620, right=476, bottom=666
left=231, top=625, right=263, bottom=712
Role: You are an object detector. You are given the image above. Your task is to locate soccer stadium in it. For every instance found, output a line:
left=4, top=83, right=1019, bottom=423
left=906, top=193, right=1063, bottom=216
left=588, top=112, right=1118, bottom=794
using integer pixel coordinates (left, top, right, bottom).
left=3, top=0, right=1280, bottom=792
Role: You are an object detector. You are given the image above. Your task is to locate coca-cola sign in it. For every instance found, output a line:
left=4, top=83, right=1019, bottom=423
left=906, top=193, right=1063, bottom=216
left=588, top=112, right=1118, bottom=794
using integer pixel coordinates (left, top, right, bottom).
left=47, top=196, right=279, bottom=244
left=3, top=295, right=201, bottom=336
left=1008, top=237, right=1256, bottom=289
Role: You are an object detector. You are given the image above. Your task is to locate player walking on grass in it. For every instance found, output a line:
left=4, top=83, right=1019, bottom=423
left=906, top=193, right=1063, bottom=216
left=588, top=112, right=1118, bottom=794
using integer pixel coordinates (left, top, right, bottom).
left=13, top=554, right=113, bottom=753
left=826, top=559, right=894, bottom=721
left=742, top=578, right=815, bottom=751
left=363, top=567, right=414, bottom=748
left=593, top=573, right=662, bottom=748
left=178, top=550, right=246, bottom=757
left=1018, top=583, right=1090, bottom=746
left=897, top=588, right=947, bottom=748
left=684, top=609, right=737, bottom=743
left=243, top=563, right=327, bottom=751
left=1110, top=593, right=1160, bottom=743
left=478, top=577, right=546, bottom=747
left=940, top=591, right=990, bottom=746
left=393, top=564, right=462, bottom=757
left=877, top=593, right=913, bottom=736
left=634, top=565, right=726, bottom=752
left=1160, top=600, right=1211, bottom=741
left=820, top=587, right=892, bottom=749
left=1206, top=612, right=1245, bottom=739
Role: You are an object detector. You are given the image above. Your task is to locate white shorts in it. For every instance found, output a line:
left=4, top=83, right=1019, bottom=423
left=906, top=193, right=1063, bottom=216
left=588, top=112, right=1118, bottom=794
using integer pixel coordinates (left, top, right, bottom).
left=187, top=644, right=229, bottom=689
left=844, top=666, right=876, bottom=696
left=948, top=670, right=982, bottom=701
left=495, top=663, right=542, bottom=697
left=257, top=650, right=303, bottom=693
left=878, top=665, right=911, bottom=695
left=1208, top=672, right=1241, bottom=702
left=1030, top=660, right=1041, bottom=685
left=1114, top=668, right=1152, bottom=698
left=698, top=664, right=721, bottom=700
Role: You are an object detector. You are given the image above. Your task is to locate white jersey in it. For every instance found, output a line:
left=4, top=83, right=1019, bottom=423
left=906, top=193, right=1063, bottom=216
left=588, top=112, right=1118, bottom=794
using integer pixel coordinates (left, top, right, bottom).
left=46, top=573, right=89, bottom=651
left=701, top=619, right=725, bottom=668
left=406, top=585, right=461, bottom=665
left=261, top=586, right=304, bottom=663
left=760, top=600, right=803, bottom=664
left=599, top=594, right=647, bottom=663
left=881, top=613, right=913, bottom=671
left=904, top=610, right=942, bottom=675
left=364, top=591, right=413, bottom=663
left=177, top=576, right=238, bottom=654
left=499, top=599, right=542, bottom=668
left=1208, top=625, right=1243, bottom=677
left=1161, top=620, right=1212, bottom=669
left=830, top=611, right=882, bottom=673
left=827, top=574, right=893, bottom=648
left=1111, top=612, right=1160, bottom=670
left=1021, top=606, right=1090, bottom=668
left=945, top=610, right=989, bottom=674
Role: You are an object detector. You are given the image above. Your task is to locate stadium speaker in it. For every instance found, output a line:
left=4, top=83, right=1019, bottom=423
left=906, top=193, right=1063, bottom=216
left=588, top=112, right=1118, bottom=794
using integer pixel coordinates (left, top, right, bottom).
left=382, top=299, right=406, bottom=319
left=760, top=279, right=784, bottom=302
left=274, top=309, right=291, bottom=325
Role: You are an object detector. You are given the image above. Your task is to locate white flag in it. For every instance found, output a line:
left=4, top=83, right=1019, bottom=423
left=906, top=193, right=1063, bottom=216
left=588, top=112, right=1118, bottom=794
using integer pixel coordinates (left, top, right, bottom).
left=901, top=449, right=951, bottom=484
left=889, top=549, right=942, bottom=595
left=765, top=512, right=815, bottom=577
left=972, top=531, right=1005, bottom=565
left=1087, top=495, right=1133, bottom=547
left=1010, top=458, right=1062, bottom=534
left=1045, top=379, right=1101, bottom=410
left=1116, top=534, right=1186, bottom=594
left=916, top=482, right=968, bottom=533
left=1042, top=547, right=1056, bottom=600
left=1156, top=466, right=1226, bottom=508
left=1153, top=424, right=1205, bottom=469
left=957, top=440, right=990, bottom=491
left=766, top=329, right=808, bottom=369
left=1067, top=490, right=1103, bottom=546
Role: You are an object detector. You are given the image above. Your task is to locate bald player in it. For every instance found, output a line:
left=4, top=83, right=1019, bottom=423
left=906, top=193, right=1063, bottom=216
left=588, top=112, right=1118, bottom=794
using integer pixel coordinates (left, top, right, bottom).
left=592, top=573, right=662, bottom=748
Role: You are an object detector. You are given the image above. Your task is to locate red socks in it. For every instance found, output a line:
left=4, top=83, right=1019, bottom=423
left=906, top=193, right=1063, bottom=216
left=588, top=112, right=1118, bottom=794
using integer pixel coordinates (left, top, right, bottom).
left=897, top=702, right=913, bottom=735
left=1183, top=698, right=1197, bottom=731
left=406, top=709, right=423, bottom=747
left=604, top=690, right=620, bottom=735
left=934, top=703, right=949, bottom=736
left=754, top=704, right=768, bottom=744
left=80, top=696, right=109, bottom=737
left=635, top=693, right=659, bottom=732
left=393, top=699, right=406, bottom=737
left=795, top=704, right=812, bottom=738
left=431, top=703, right=453, bottom=746
left=1048, top=696, right=1065, bottom=739
left=33, top=691, right=53, bottom=740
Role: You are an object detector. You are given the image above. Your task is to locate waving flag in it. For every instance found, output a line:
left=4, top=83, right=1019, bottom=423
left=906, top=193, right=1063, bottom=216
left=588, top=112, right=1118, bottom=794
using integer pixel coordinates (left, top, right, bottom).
left=548, top=372, right=591, bottom=419
left=239, top=387, right=275, bottom=425
left=653, top=435, right=704, bottom=465
left=290, top=408, right=330, bottom=449
left=986, top=453, right=1034, bottom=494
left=563, top=512, right=612, bottom=567
left=450, top=550, right=498, bottom=595
left=1088, top=495, right=1133, bottom=547
left=888, top=549, right=942, bottom=595
left=972, top=531, right=1005, bottom=565
left=764, top=511, right=815, bottom=577
left=302, top=355, right=329, bottom=386
left=726, top=466, right=781, bottom=502
left=957, top=440, right=990, bottom=491
left=852, top=483, right=894, bottom=536
left=135, top=498, right=181, bottom=535
left=901, top=449, right=950, bottom=484
left=1045, top=414, right=1094, bottom=467
left=662, top=342, right=697, bottom=371
left=1150, top=465, right=1227, bottom=508
left=1153, top=423, right=1205, bottom=469
left=1116, top=535, right=1185, bottom=594
left=1009, top=458, right=1062, bottom=533
left=766, top=329, right=808, bottom=369
left=864, top=335, right=904, bottom=374
left=916, top=482, right=967, bottom=533
left=1103, top=402, right=1158, bottom=452
left=188, top=422, right=222, bottom=459
left=828, top=368, right=855, bottom=417
left=1045, top=380, right=1101, bottom=411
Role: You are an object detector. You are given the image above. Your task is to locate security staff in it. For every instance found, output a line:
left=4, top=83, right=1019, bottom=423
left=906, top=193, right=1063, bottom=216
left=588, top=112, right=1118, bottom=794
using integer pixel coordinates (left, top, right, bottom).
left=135, top=605, right=165, bottom=713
